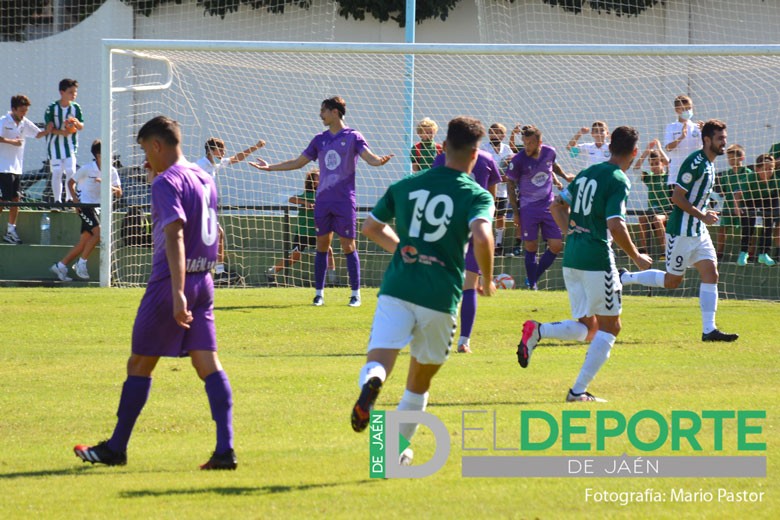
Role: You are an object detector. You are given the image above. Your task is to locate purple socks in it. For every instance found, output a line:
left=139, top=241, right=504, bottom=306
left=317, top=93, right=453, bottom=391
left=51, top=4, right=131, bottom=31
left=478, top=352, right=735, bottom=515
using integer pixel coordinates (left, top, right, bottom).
left=346, top=251, right=361, bottom=291
left=205, top=370, right=234, bottom=455
left=107, top=375, right=152, bottom=453
left=314, top=251, right=329, bottom=290
left=536, top=249, right=558, bottom=282
left=460, top=289, right=477, bottom=339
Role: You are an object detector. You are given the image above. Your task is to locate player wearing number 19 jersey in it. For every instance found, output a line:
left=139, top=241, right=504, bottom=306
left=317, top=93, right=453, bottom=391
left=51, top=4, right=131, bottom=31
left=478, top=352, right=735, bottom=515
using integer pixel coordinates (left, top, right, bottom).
left=74, top=116, right=236, bottom=471
left=516, top=126, right=652, bottom=403
left=351, top=117, right=495, bottom=467
left=620, top=119, right=738, bottom=342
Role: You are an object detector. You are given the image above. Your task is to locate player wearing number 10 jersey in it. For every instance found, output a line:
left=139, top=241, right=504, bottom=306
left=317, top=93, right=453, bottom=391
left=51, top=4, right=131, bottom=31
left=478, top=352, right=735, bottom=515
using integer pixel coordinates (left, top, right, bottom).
left=74, top=116, right=237, bottom=471
left=350, top=117, right=495, bottom=466
left=516, top=126, right=652, bottom=403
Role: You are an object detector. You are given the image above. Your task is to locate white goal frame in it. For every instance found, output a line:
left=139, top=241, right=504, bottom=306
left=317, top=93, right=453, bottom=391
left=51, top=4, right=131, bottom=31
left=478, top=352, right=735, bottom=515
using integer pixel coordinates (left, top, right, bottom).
left=100, top=39, right=780, bottom=287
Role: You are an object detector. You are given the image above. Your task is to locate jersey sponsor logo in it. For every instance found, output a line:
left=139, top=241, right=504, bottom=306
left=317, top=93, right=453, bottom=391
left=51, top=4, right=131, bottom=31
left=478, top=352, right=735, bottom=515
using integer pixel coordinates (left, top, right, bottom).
left=681, top=172, right=693, bottom=184
left=531, top=171, right=549, bottom=187
left=324, top=149, right=341, bottom=170
left=401, top=245, right=418, bottom=264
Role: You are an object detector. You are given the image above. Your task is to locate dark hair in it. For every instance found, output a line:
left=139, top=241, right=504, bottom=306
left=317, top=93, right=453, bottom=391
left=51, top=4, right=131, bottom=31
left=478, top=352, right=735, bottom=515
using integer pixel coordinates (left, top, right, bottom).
left=304, top=168, right=320, bottom=193
left=648, top=151, right=660, bottom=160
left=520, top=125, right=541, bottom=139
left=91, top=139, right=101, bottom=158
left=10, top=95, right=31, bottom=109
left=445, top=116, right=485, bottom=152
left=59, top=78, right=78, bottom=92
left=137, top=116, right=181, bottom=146
left=608, top=126, right=639, bottom=157
left=756, top=153, right=775, bottom=167
left=205, top=137, right=225, bottom=155
left=321, top=96, right=346, bottom=118
left=701, top=119, right=727, bottom=143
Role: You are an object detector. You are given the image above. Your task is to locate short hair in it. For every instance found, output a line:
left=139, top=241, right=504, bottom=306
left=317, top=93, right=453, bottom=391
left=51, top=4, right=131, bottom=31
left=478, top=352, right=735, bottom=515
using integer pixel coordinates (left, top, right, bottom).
left=322, top=96, right=346, bottom=118
left=91, top=139, right=101, bottom=158
left=674, top=95, right=692, bottom=108
left=10, top=95, right=30, bottom=109
left=591, top=120, right=608, bottom=132
left=304, top=168, right=320, bottom=193
left=417, top=117, right=438, bottom=134
left=726, top=144, right=745, bottom=156
left=205, top=137, right=226, bottom=155
left=489, top=123, right=507, bottom=133
left=701, top=119, right=727, bottom=142
left=648, top=151, right=661, bottom=160
left=59, top=78, right=78, bottom=92
left=755, top=154, right=775, bottom=167
left=445, top=116, right=485, bottom=152
left=608, top=126, right=639, bottom=157
left=137, top=116, right=181, bottom=146
left=520, top=125, right=542, bottom=139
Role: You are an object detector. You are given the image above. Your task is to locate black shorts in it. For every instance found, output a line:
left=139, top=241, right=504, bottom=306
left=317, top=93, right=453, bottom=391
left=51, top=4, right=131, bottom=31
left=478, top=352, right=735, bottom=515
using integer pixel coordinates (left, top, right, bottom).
left=0, top=173, right=21, bottom=201
left=495, top=197, right=509, bottom=217
left=290, top=234, right=316, bottom=253
left=79, top=207, right=100, bottom=234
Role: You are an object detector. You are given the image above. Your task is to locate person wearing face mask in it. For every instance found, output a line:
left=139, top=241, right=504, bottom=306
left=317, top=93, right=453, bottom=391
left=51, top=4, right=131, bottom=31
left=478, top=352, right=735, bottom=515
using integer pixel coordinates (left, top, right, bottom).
left=664, top=95, right=703, bottom=187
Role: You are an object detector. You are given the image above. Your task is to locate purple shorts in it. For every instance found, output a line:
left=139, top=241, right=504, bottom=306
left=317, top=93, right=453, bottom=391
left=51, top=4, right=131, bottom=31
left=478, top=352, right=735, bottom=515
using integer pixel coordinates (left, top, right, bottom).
left=314, top=200, right=356, bottom=238
left=464, top=240, right=479, bottom=274
left=520, top=205, right=562, bottom=242
left=132, top=272, right=217, bottom=357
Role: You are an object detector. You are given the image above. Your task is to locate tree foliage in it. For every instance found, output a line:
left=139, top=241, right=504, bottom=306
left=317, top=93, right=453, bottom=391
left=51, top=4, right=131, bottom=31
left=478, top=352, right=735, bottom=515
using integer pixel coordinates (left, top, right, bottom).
left=539, top=0, right=663, bottom=17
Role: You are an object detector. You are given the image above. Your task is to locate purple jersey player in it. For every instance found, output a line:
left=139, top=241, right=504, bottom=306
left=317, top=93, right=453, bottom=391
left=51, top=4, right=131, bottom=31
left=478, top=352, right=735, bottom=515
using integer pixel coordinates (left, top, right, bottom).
left=433, top=147, right=500, bottom=353
left=250, top=96, right=393, bottom=307
left=74, top=116, right=237, bottom=471
left=506, top=125, right=572, bottom=290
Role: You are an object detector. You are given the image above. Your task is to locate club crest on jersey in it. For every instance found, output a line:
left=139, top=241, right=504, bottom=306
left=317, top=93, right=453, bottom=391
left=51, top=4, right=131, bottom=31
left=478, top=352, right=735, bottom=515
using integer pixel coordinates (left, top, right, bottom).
left=681, top=172, right=693, bottom=184
left=401, top=245, right=419, bottom=264
left=324, top=149, right=341, bottom=170
left=531, top=171, right=549, bottom=187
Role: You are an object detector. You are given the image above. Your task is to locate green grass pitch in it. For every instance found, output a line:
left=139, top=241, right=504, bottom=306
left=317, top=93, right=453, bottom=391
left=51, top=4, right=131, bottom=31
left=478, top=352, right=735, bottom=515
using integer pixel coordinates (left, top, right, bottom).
left=0, top=287, right=776, bottom=518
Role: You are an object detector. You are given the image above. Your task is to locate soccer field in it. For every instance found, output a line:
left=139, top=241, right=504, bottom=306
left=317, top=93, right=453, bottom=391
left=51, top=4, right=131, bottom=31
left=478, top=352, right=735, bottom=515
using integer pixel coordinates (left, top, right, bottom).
left=0, top=287, right=776, bottom=519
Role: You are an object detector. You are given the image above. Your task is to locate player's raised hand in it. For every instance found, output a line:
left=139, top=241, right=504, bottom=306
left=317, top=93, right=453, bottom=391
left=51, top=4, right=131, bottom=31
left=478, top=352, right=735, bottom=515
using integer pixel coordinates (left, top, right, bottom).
left=248, top=159, right=270, bottom=171
left=172, top=291, right=193, bottom=329
left=478, top=279, right=497, bottom=297
left=579, top=126, right=590, bottom=135
left=255, top=139, right=266, bottom=149
left=633, top=252, right=653, bottom=271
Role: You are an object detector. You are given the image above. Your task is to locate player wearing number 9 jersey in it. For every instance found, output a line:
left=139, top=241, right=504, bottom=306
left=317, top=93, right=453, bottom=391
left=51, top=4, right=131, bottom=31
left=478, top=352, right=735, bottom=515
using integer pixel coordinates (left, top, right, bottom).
left=350, top=117, right=495, bottom=466
left=74, top=116, right=237, bottom=471
left=516, top=126, right=652, bottom=403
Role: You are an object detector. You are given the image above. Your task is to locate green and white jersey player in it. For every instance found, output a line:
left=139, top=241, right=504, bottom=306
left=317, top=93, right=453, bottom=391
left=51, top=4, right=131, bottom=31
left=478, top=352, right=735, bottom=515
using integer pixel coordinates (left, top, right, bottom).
left=621, top=120, right=738, bottom=343
left=350, top=117, right=496, bottom=466
left=516, top=126, right=652, bottom=403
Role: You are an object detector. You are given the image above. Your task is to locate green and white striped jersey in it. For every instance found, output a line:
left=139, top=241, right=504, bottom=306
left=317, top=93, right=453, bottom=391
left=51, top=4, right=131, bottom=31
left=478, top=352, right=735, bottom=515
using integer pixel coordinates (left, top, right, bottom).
left=44, top=101, right=83, bottom=160
left=666, top=150, right=714, bottom=237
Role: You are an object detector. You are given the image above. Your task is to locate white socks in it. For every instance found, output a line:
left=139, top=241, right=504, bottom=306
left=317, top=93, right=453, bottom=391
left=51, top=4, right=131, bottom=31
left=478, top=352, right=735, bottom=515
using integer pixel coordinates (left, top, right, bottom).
left=351, top=289, right=360, bottom=298
left=396, top=389, right=428, bottom=442
left=358, top=361, right=386, bottom=388
left=621, top=269, right=666, bottom=288
left=539, top=320, right=589, bottom=342
left=458, top=335, right=470, bottom=347
left=572, top=330, right=615, bottom=395
left=700, top=283, right=718, bottom=334
left=496, top=229, right=504, bottom=245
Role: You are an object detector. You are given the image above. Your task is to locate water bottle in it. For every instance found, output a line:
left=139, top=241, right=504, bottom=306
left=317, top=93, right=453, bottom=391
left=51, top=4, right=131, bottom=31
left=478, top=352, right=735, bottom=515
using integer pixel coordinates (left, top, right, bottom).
left=40, top=212, right=51, bottom=245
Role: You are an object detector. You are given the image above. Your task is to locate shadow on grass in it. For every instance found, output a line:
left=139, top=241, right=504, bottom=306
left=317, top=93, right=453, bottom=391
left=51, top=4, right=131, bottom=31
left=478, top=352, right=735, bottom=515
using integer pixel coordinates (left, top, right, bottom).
left=216, top=304, right=304, bottom=311
left=431, top=401, right=533, bottom=407
left=119, top=479, right=373, bottom=498
left=0, top=467, right=91, bottom=480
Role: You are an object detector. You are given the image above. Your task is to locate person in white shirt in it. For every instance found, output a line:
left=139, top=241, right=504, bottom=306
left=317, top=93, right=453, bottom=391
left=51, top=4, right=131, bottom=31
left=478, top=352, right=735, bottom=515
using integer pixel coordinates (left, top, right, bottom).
left=50, top=140, right=121, bottom=281
left=664, top=95, right=703, bottom=186
left=481, top=123, right=514, bottom=256
left=566, top=121, right=611, bottom=166
left=195, top=136, right=265, bottom=284
left=0, top=95, right=49, bottom=244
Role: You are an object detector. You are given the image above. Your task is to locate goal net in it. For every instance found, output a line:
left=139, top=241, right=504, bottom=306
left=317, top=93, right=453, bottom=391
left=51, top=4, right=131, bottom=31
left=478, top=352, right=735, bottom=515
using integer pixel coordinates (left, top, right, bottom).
left=102, top=41, right=780, bottom=301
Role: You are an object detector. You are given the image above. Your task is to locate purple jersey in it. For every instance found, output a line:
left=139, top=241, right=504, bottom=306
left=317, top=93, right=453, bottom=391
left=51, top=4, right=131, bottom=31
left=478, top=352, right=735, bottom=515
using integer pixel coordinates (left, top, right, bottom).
left=431, top=149, right=501, bottom=190
left=302, top=127, right=368, bottom=205
left=506, top=144, right=557, bottom=208
left=148, top=161, right=219, bottom=283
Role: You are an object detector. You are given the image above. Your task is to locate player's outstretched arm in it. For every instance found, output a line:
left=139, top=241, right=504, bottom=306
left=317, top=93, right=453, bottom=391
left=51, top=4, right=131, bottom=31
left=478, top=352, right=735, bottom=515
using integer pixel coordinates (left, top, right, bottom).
left=553, top=163, right=574, bottom=183
left=608, top=217, right=652, bottom=270
left=164, top=220, right=193, bottom=329
left=471, top=219, right=496, bottom=296
left=566, top=126, right=589, bottom=151
left=249, top=154, right=310, bottom=172
left=361, top=215, right=399, bottom=254
left=360, top=149, right=394, bottom=167
left=229, top=138, right=266, bottom=165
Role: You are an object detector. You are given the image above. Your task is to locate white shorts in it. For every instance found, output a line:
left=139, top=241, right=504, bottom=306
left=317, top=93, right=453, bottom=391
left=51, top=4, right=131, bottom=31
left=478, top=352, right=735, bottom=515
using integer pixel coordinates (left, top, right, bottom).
left=50, top=157, right=77, bottom=177
left=665, top=233, right=717, bottom=276
left=367, top=295, right=456, bottom=365
left=563, top=267, right=622, bottom=318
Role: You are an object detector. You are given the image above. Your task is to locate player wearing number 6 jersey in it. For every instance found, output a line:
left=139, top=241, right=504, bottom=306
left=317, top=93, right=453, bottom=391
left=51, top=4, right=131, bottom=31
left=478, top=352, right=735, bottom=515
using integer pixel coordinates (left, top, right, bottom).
left=620, top=120, right=738, bottom=343
left=516, top=126, right=651, bottom=403
left=74, top=116, right=237, bottom=470
left=351, top=117, right=495, bottom=465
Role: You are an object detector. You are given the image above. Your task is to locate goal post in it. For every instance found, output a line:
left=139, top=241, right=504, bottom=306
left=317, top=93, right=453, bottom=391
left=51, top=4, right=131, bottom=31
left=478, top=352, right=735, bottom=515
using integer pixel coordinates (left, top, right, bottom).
left=101, top=39, right=780, bottom=300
